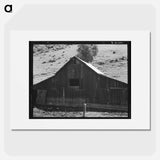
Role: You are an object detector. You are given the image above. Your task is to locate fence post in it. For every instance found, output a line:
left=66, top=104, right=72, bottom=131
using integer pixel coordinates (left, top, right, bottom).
left=83, top=103, right=86, bottom=117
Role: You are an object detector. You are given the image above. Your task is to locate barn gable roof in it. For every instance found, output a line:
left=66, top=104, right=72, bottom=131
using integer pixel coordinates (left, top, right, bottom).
left=53, top=56, right=106, bottom=77
left=34, top=56, right=127, bottom=85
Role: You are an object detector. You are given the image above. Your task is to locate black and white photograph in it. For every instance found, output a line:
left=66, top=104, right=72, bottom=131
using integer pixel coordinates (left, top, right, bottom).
left=29, top=41, right=131, bottom=119
left=2, top=2, right=156, bottom=158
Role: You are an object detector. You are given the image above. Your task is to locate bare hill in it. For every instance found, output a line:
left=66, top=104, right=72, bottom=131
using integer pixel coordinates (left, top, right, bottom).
left=33, top=44, right=127, bottom=84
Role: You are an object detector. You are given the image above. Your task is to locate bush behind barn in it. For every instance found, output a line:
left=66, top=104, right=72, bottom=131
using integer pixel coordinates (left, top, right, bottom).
left=76, top=44, right=98, bottom=62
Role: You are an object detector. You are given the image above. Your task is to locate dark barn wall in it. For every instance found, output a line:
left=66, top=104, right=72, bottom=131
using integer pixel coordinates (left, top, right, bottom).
left=33, top=57, right=128, bottom=106
left=97, top=75, right=128, bottom=105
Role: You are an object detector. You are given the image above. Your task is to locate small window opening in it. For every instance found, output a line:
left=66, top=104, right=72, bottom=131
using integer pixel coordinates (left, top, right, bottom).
left=69, top=79, right=80, bottom=87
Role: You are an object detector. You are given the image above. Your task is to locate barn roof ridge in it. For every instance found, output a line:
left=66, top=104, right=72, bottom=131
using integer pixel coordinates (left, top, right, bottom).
left=74, top=56, right=106, bottom=76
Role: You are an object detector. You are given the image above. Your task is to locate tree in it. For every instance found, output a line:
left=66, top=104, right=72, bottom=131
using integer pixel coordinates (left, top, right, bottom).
left=76, top=44, right=98, bottom=62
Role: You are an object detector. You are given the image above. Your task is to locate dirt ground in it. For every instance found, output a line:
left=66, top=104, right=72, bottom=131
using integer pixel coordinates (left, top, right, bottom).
left=33, top=107, right=128, bottom=118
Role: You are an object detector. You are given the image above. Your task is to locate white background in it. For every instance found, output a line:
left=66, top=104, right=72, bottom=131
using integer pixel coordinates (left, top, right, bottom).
left=10, top=31, right=150, bottom=130
left=1, top=0, right=160, bottom=160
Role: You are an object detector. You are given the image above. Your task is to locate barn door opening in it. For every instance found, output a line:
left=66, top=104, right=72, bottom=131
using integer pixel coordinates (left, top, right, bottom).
left=32, top=89, right=37, bottom=106
left=36, top=89, right=47, bottom=105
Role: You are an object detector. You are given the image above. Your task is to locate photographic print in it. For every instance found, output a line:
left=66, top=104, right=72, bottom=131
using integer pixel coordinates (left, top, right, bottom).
left=29, top=41, right=131, bottom=119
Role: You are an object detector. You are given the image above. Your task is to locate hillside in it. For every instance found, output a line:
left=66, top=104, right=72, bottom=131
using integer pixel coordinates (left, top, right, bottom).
left=33, top=44, right=128, bottom=84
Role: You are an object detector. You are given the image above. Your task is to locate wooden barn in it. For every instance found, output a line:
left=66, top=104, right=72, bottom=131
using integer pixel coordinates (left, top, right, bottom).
left=32, top=56, right=128, bottom=112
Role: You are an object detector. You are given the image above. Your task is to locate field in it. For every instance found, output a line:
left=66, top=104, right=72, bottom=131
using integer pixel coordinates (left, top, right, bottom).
left=33, top=107, right=128, bottom=118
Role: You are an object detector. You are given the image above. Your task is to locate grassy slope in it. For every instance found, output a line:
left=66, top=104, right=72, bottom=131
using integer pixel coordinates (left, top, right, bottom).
left=33, top=44, right=127, bottom=84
